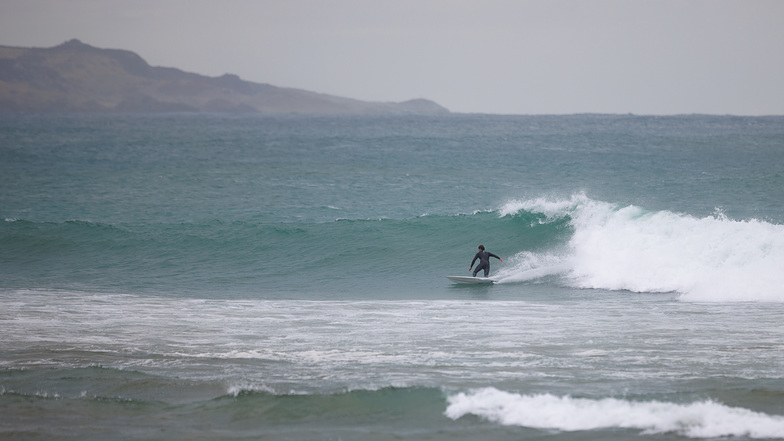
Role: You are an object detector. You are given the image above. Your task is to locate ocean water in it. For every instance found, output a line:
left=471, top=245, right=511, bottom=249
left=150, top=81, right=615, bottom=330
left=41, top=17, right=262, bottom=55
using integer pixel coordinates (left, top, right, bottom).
left=1, top=113, right=784, bottom=440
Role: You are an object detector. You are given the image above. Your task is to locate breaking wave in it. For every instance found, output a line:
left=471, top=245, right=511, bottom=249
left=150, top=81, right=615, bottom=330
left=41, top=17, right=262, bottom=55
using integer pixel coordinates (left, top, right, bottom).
left=446, top=387, right=784, bottom=438
left=497, top=194, right=784, bottom=302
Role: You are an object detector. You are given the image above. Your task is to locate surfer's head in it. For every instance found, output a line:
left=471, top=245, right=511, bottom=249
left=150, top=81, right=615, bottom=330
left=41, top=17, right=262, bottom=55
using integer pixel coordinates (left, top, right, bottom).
left=478, top=245, right=485, bottom=251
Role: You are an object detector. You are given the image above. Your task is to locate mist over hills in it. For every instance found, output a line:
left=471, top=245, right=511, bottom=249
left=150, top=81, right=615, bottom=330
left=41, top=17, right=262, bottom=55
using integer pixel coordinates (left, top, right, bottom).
left=0, top=39, right=449, bottom=115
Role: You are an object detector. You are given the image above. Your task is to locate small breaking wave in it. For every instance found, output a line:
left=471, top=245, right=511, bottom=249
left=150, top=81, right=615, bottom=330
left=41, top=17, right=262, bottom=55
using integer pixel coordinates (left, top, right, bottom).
left=445, top=387, right=784, bottom=438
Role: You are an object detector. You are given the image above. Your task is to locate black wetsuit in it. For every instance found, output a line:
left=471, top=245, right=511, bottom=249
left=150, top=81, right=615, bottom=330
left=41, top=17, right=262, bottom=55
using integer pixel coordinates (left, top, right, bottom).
left=471, top=250, right=501, bottom=277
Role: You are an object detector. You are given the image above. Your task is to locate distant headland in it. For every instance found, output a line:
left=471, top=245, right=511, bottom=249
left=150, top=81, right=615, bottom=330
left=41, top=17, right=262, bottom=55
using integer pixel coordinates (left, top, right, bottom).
left=0, top=39, right=450, bottom=115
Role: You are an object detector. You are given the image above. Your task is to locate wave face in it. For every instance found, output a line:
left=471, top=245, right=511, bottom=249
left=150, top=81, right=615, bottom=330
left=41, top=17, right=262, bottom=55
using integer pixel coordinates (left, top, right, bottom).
left=498, top=194, right=784, bottom=302
left=0, top=207, right=568, bottom=298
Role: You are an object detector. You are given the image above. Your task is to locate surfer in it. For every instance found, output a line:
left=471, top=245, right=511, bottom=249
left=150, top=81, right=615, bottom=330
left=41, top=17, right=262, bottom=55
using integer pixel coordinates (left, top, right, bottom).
left=469, top=245, right=502, bottom=277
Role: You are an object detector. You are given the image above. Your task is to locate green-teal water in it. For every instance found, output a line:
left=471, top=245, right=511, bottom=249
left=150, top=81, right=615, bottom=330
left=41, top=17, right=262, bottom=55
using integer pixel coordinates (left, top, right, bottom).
left=2, top=113, right=784, bottom=439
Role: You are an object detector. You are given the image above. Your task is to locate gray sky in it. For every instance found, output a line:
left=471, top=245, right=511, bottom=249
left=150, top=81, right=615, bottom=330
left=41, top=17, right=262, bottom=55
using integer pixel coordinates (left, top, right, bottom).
left=2, top=0, right=783, bottom=115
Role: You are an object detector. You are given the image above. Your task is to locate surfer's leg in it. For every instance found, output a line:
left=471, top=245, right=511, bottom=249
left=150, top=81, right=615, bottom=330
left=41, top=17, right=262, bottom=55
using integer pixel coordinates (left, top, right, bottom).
left=483, top=266, right=490, bottom=277
left=475, top=262, right=488, bottom=277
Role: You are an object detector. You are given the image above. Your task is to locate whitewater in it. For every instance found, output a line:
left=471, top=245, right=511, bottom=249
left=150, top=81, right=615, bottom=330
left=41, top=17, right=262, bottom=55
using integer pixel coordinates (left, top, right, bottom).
left=446, top=388, right=784, bottom=438
left=496, top=193, right=784, bottom=302
left=2, top=113, right=784, bottom=440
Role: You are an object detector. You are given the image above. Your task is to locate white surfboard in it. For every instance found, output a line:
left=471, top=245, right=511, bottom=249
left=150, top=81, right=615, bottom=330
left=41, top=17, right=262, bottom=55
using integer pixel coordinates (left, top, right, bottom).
left=446, top=276, right=495, bottom=285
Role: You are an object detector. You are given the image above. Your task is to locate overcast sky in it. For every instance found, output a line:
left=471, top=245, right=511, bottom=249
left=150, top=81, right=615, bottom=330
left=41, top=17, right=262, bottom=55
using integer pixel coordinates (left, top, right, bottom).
left=1, top=0, right=782, bottom=115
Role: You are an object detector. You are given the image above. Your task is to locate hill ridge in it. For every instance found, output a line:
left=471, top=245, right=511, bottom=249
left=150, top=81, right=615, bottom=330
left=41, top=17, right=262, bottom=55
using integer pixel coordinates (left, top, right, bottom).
left=0, top=39, right=450, bottom=115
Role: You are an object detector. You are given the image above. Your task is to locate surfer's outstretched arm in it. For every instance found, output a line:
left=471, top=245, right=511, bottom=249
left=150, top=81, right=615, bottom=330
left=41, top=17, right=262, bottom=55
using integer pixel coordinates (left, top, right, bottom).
left=469, top=252, right=480, bottom=271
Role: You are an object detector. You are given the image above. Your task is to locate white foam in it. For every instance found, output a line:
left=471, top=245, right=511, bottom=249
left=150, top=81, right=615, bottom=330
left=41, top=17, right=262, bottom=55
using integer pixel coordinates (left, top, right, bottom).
left=503, top=195, right=784, bottom=302
left=226, top=383, right=276, bottom=397
left=445, top=388, right=784, bottom=438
